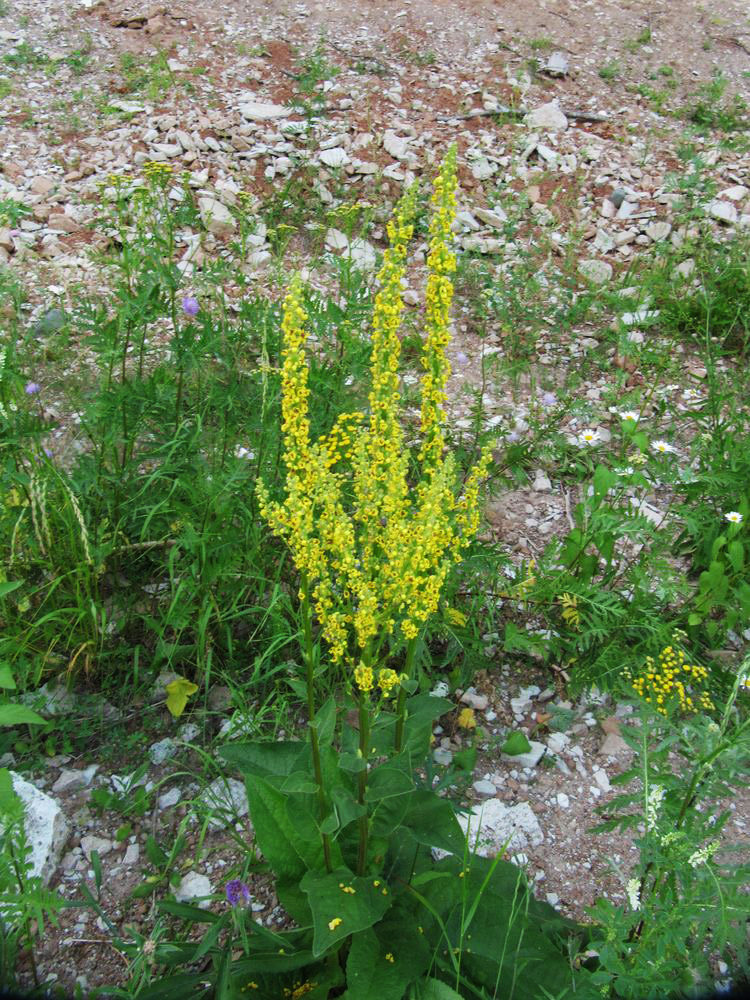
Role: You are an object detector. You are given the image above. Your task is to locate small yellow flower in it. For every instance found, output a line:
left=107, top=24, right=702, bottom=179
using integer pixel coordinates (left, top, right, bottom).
left=354, top=663, right=374, bottom=692
left=402, top=619, right=419, bottom=640
left=457, top=707, right=476, bottom=730
left=385, top=952, right=395, bottom=963
left=378, top=667, right=400, bottom=697
left=328, top=917, right=343, bottom=931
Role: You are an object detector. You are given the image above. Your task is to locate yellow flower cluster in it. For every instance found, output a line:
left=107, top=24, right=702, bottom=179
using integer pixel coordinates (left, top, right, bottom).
left=625, top=646, right=714, bottom=715
left=354, top=663, right=374, bottom=692
left=257, top=150, right=493, bottom=690
left=142, top=160, right=173, bottom=186
left=378, top=668, right=400, bottom=697
left=328, top=917, right=343, bottom=931
left=283, top=981, right=317, bottom=999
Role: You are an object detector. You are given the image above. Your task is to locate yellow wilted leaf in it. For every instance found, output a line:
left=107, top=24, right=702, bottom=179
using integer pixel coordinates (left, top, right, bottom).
left=457, top=707, right=476, bottom=730
left=559, top=592, right=581, bottom=629
left=165, top=676, right=199, bottom=718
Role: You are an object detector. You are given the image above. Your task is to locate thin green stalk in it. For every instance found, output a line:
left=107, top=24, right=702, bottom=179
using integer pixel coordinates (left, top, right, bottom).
left=394, top=637, right=418, bottom=752
left=302, top=573, right=332, bottom=872
left=356, top=692, right=371, bottom=876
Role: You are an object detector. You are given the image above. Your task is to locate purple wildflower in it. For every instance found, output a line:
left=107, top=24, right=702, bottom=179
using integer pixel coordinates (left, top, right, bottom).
left=181, top=296, right=199, bottom=317
left=455, top=352, right=469, bottom=366
left=540, top=391, right=557, bottom=407
left=25, top=382, right=41, bottom=395
left=225, top=879, right=251, bottom=907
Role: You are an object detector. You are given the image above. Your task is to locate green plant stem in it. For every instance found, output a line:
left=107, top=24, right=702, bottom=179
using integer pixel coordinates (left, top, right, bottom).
left=356, top=691, right=371, bottom=876
left=301, top=573, right=332, bottom=873
left=394, top=637, right=418, bottom=752
left=630, top=667, right=750, bottom=942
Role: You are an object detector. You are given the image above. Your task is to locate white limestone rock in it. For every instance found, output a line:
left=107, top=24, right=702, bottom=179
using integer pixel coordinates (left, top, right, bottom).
left=523, top=100, right=568, bottom=132
left=319, top=147, right=349, bottom=169
left=175, top=871, right=213, bottom=908
left=708, top=200, right=737, bottom=225
left=198, top=778, right=249, bottom=831
left=457, top=799, right=544, bottom=856
left=198, top=196, right=236, bottom=236
left=238, top=101, right=291, bottom=121
left=501, top=740, right=546, bottom=769
left=5, top=772, right=70, bottom=885
left=579, top=260, right=613, bottom=284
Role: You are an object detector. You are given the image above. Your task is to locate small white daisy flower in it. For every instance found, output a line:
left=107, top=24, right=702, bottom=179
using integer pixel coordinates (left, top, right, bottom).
left=579, top=429, right=599, bottom=446
left=724, top=511, right=743, bottom=524
left=620, top=411, right=639, bottom=423
left=650, top=439, right=676, bottom=455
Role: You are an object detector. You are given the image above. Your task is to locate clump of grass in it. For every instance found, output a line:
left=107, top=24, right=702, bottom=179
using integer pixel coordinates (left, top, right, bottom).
left=681, top=70, right=748, bottom=133
left=649, top=234, right=750, bottom=354
left=598, top=60, right=621, bottom=81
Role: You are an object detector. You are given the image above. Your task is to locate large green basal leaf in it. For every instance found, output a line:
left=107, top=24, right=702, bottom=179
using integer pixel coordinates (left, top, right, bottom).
left=400, top=790, right=466, bottom=855
left=300, top=867, right=393, bottom=958
left=219, top=740, right=307, bottom=778
left=344, top=908, right=431, bottom=1000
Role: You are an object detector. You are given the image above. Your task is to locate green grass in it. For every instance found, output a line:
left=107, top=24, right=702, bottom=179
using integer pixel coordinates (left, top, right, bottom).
left=2, top=40, right=48, bottom=69
left=598, top=60, right=621, bottom=81
left=681, top=70, right=748, bottom=132
left=117, top=50, right=175, bottom=101
left=623, top=26, right=652, bottom=52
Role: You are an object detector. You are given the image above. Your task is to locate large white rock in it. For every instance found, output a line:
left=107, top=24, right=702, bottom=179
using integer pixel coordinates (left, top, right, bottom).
left=198, top=196, right=236, bottom=236
left=708, top=200, right=737, bottom=225
left=319, top=147, right=349, bottom=168
left=6, top=772, right=70, bottom=885
left=501, top=740, right=547, bottom=769
left=474, top=206, right=508, bottom=229
left=238, top=101, right=291, bottom=121
left=175, top=871, right=213, bottom=908
left=198, top=777, right=250, bottom=831
left=457, top=799, right=544, bottom=856
left=523, top=100, right=568, bottom=132
left=579, top=259, right=613, bottom=284
left=383, top=131, right=411, bottom=160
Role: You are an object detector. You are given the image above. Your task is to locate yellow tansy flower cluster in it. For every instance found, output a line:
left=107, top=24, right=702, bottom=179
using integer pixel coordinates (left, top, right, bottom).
left=142, top=160, right=173, bottom=186
left=257, top=149, right=493, bottom=691
left=625, top=646, right=714, bottom=715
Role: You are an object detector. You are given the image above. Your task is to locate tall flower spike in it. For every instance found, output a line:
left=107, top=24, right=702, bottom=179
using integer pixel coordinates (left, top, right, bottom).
left=354, top=183, right=418, bottom=554
left=419, top=145, right=458, bottom=474
left=278, top=279, right=312, bottom=482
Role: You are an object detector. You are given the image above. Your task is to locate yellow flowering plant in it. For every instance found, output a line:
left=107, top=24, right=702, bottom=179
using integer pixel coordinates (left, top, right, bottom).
left=210, top=151, right=586, bottom=999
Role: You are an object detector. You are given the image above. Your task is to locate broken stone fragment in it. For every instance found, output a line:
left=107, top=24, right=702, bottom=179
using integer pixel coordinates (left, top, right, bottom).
left=198, top=196, right=236, bottom=236
left=238, top=101, right=291, bottom=121
left=4, top=772, right=70, bottom=886
left=523, top=100, right=568, bottom=132
left=456, top=799, right=544, bottom=856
